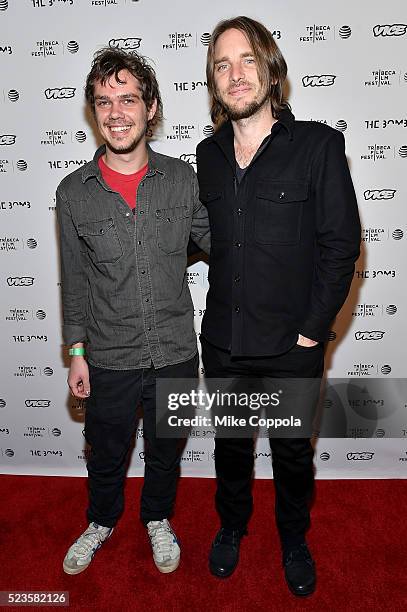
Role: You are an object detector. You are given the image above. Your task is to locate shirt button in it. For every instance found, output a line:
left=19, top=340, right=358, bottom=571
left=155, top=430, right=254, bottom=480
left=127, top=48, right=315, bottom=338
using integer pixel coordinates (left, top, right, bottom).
left=279, top=192, right=285, bottom=199
left=234, top=306, right=240, bottom=313
left=145, top=298, right=149, bottom=303
left=139, top=210, right=144, bottom=215
left=234, top=275, right=240, bottom=283
left=138, top=240, right=142, bottom=245
left=147, top=326, right=151, bottom=331
left=126, top=212, right=130, bottom=217
left=235, top=242, right=242, bottom=248
left=237, top=208, right=243, bottom=215
left=99, top=228, right=105, bottom=234
left=141, top=270, right=146, bottom=274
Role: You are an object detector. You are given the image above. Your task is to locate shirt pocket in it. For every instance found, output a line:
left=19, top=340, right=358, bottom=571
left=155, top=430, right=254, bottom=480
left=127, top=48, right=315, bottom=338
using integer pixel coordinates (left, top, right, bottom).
left=77, top=217, right=123, bottom=264
left=155, top=205, right=190, bottom=254
left=199, top=185, right=229, bottom=241
left=255, top=181, right=309, bottom=245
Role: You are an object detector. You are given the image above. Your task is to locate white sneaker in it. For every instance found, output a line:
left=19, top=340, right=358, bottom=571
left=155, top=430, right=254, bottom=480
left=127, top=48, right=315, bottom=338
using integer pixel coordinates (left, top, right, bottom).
left=63, top=522, right=114, bottom=575
left=147, top=519, right=180, bottom=573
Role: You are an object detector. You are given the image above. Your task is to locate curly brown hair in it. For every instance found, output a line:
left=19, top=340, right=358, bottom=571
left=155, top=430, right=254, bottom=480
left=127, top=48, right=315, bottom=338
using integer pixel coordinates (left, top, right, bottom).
left=206, top=16, right=288, bottom=126
left=85, top=47, right=163, bottom=129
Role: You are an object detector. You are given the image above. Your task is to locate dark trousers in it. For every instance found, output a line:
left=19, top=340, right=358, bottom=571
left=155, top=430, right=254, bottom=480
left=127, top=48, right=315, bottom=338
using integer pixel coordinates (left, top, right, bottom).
left=85, top=354, right=198, bottom=528
left=200, top=337, right=324, bottom=541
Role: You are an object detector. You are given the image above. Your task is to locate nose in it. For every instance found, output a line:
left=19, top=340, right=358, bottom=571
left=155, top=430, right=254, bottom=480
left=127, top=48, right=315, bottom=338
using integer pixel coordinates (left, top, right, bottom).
left=230, top=61, right=244, bottom=84
left=109, top=99, right=124, bottom=119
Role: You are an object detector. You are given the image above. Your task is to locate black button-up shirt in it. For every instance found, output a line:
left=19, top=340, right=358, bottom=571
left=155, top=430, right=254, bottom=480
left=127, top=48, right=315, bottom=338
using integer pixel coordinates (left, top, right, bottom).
left=196, top=108, right=361, bottom=357
left=57, top=145, right=210, bottom=369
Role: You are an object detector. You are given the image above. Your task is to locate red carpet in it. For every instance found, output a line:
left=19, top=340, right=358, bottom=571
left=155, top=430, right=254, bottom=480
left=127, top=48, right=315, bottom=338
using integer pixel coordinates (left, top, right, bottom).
left=0, top=476, right=406, bottom=611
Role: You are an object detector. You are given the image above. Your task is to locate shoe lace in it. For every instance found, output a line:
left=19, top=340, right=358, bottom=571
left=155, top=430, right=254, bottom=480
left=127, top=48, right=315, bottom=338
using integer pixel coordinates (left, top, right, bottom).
left=72, top=530, right=104, bottom=559
left=148, top=521, right=174, bottom=557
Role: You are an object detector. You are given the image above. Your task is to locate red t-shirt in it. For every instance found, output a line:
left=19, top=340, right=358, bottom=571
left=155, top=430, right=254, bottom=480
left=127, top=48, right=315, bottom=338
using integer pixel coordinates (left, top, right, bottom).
left=98, top=156, right=148, bottom=211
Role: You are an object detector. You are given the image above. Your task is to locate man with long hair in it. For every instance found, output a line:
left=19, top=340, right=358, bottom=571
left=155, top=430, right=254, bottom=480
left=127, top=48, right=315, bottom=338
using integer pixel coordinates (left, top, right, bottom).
left=197, top=16, right=360, bottom=595
left=57, top=47, right=210, bottom=575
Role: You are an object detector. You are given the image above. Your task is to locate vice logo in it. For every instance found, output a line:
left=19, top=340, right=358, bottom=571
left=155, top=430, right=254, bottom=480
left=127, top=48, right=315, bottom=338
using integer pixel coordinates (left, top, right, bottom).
left=7, top=277, right=34, bottom=287
left=179, top=153, right=196, bottom=169
left=45, top=88, right=76, bottom=100
left=302, top=75, right=336, bottom=87
left=25, top=400, right=51, bottom=408
left=364, top=189, right=396, bottom=200
left=0, top=135, right=16, bottom=145
left=373, top=24, right=407, bottom=37
left=109, top=38, right=141, bottom=51
left=347, top=452, right=374, bottom=460
left=355, top=331, right=385, bottom=340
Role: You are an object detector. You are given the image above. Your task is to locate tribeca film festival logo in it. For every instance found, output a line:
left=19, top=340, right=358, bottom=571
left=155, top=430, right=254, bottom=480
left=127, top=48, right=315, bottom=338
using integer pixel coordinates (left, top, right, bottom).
left=44, top=87, right=76, bottom=100
left=0, top=159, right=28, bottom=173
left=302, top=74, right=336, bottom=87
left=364, top=69, right=407, bottom=88
left=362, top=227, right=404, bottom=242
left=0, top=448, right=14, bottom=458
left=309, top=118, right=347, bottom=132
left=40, top=129, right=87, bottom=146
left=13, top=366, right=53, bottom=378
left=181, top=450, right=205, bottom=463
left=0, top=237, right=38, bottom=252
left=352, top=304, right=398, bottom=318
left=364, top=189, right=396, bottom=201
left=299, top=24, right=351, bottom=43
left=5, top=308, right=46, bottom=322
left=23, top=426, right=61, bottom=439
left=30, top=40, right=79, bottom=58
left=373, top=24, right=407, bottom=37
left=346, top=363, right=392, bottom=377
left=109, top=38, right=141, bottom=52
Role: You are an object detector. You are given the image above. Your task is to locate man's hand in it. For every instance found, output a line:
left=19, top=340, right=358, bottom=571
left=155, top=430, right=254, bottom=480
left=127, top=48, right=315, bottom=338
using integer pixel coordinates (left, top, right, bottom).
left=297, top=334, right=319, bottom=348
left=68, top=357, right=90, bottom=398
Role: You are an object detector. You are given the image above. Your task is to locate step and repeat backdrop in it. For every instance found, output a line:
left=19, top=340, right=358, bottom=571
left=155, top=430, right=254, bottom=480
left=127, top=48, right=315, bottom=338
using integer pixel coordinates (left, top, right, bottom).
left=0, top=0, right=406, bottom=478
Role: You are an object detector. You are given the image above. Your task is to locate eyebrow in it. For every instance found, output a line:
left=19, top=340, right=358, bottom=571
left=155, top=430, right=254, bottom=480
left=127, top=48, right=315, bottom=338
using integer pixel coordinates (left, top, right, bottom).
left=214, top=52, right=254, bottom=65
left=94, top=92, right=140, bottom=101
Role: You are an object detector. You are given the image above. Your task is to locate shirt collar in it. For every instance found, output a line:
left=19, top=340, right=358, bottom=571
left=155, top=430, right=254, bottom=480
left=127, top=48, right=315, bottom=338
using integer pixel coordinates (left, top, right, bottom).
left=81, top=143, right=165, bottom=183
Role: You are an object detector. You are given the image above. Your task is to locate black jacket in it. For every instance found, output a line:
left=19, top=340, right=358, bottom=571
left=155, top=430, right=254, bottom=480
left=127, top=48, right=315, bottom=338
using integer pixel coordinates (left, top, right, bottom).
left=196, top=108, right=361, bottom=357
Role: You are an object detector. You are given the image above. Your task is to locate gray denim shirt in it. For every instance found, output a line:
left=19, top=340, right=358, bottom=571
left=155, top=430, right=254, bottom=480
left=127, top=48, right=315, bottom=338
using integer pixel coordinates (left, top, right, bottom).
left=56, top=145, right=210, bottom=370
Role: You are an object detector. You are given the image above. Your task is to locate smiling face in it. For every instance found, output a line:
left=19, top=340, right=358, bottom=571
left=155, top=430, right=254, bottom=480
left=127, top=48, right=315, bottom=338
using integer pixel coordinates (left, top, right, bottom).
left=213, top=28, right=269, bottom=121
left=93, top=69, right=156, bottom=156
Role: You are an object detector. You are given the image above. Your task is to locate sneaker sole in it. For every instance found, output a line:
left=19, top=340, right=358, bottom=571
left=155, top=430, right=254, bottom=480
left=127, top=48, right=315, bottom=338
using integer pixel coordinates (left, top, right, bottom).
left=63, top=561, right=91, bottom=575
left=154, top=555, right=180, bottom=574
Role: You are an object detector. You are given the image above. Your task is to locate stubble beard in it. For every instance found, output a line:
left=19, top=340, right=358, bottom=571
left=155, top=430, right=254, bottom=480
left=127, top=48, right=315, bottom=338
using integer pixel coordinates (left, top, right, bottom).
left=105, top=127, right=147, bottom=156
left=218, top=87, right=269, bottom=121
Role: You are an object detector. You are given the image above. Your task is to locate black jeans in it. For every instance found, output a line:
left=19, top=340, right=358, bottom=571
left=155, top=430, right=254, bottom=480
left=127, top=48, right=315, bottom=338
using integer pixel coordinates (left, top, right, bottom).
left=85, top=354, right=198, bottom=528
left=200, top=337, right=324, bottom=541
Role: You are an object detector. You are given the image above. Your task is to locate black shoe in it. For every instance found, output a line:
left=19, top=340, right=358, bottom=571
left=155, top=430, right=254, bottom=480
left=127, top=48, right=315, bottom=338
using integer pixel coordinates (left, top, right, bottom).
left=283, top=543, right=316, bottom=596
left=209, top=528, right=243, bottom=578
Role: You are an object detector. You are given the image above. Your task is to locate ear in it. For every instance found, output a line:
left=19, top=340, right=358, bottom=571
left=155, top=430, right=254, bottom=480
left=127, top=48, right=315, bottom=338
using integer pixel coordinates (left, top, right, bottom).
left=147, top=98, right=158, bottom=122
